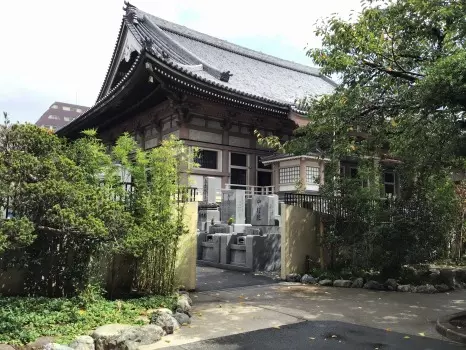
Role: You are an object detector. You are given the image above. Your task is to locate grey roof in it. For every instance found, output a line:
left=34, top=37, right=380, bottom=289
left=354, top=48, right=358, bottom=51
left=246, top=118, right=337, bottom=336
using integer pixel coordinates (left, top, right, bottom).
left=126, top=6, right=335, bottom=106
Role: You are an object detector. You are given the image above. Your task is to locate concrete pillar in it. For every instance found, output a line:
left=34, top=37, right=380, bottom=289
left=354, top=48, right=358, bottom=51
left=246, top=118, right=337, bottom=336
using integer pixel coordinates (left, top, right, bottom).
left=175, top=202, right=198, bottom=291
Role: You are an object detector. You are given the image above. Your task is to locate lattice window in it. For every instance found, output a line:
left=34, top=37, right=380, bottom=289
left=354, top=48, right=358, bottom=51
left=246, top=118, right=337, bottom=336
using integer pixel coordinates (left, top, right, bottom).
left=306, top=166, right=320, bottom=184
left=195, top=150, right=218, bottom=169
left=279, top=167, right=300, bottom=184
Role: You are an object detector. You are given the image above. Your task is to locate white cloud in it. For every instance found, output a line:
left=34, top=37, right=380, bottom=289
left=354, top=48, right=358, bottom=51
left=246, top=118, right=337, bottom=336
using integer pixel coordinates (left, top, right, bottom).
left=0, top=0, right=361, bottom=123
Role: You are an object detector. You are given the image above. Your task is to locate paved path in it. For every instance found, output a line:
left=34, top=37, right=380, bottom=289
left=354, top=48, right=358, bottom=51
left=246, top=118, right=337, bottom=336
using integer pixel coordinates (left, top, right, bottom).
left=195, top=264, right=278, bottom=292
left=142, top=282, right=466, bottom=349
left=164, top=321, right=462, bottom=349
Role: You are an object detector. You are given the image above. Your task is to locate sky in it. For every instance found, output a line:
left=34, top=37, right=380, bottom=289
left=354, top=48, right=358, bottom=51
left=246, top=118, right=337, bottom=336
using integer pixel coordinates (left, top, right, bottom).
left=0, top=0, right=362, bottom=124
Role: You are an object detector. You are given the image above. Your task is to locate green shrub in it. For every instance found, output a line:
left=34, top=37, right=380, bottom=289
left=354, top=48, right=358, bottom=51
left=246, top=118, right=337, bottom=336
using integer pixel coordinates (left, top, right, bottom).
left=0, top=295, right=177, bottom=346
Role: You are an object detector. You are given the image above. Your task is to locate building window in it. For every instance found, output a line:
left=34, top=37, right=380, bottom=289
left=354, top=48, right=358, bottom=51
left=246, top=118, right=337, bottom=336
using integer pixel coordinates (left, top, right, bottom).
left=231, top=168, right=247, bottom=187
left=279, top=167, right=300, bottom=184
left=230, top=153, right=248, bottom=189
left=195, top=150, right=218, bottom=169
left=48, top=115, right=60, bottom=120
left=306, top=166, right=320, bottom=184
left=76, top=108, right=82, bottom=113
left=64, top=117, right=70, bottom=122
left=350, top=167, right=358, bottom=178
left=257, top=156, right=272, bottom=187
left=231, top=153, right=247, bottom=167
left=62, top=106, right=71, bottom=111
left=384, top=171, right=396, bottom=197
left=51, top=104, right=58, bottom=109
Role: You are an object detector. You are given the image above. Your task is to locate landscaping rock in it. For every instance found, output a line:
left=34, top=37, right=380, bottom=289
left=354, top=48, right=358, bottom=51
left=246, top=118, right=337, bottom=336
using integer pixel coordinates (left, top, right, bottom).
left=455, top=269, right=466, bottom=283
left=363, top=280, right=384, bottom=290
left=439, top=268, right=456, bottom=288
left=285, top=273, right=302, bottom=282
left=318, top=279, right=333, bottom=286
left=47, top=344, right=74, bottom=350
left=178, top=293, right=192, bottom=306
left=149, top=308, right=172, bottom=316
left=435, top=284, right=451, bottom=293
left=384, top=279, right=398, bottom=291
left=115, top=325, right=164, bottom=350
left=397, top=284, right=413, bottom=292
left=176, top=294, right=192, bottom=316
left=333, top=279, right=352, bottom=288
left=427, top=269, right=441, bottom=284
left=301, top=274, right=316, bottom=284
left=173, top=312, right=191, bottom=326
left=414, top=284, right=437, bottom=293
left=150, top=310, right=180, bottom=335
left=92, top=324, right=133, bottom=350
left=25, top=337, right=56, bottom=350
left=351, top=278, right=364, bottom=288
left=70, top=336, right=95, bottom=350
left=0, top=345, right=16, bottom=350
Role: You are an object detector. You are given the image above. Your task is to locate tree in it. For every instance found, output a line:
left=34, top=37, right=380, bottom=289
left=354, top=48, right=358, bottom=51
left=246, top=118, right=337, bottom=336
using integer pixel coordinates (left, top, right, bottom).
left=302, top=0, right=465, bottom=169
left=0, top=116, right=131, bottom=296
left=112, top=134, right=193, bottom=295
left=262, top=0, right=466, bottom=272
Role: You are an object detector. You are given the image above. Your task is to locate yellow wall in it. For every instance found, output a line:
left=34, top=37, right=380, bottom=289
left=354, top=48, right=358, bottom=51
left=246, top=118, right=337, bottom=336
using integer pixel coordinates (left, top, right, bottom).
left=280, top=203, right=320, bottom=279
left=175, top=201, right=198, bottom=291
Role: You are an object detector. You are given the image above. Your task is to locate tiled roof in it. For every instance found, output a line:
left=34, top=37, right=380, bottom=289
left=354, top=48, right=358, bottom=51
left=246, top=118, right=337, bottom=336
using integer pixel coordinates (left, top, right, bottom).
left=128, top=5, right=335, bottom=106
left=61, top=4, right=337, bottom=136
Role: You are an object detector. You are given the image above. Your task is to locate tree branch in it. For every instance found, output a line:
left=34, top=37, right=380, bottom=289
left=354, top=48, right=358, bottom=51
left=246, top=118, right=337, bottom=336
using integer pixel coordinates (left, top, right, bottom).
left=361, top=59, right=423, bottom=81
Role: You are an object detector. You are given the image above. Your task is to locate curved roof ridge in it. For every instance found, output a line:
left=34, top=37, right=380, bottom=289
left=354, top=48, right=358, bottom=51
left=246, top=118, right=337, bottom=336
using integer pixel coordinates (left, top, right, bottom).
left=138, top=9, right=321, bottom=77
left=138, top=11, right=228, bottom=82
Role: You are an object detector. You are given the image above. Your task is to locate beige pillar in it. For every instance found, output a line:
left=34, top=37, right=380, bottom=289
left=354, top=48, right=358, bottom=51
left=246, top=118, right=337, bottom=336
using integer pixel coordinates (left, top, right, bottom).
left=280, top=203, right=319, bottom=279
left=175, top=202, right=198, bottom=291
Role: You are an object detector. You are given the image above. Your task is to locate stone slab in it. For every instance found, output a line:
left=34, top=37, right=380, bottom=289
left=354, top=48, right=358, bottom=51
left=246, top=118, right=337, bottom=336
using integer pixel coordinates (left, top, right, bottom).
left=220, top=190, right=245, bottom=224
left=251, top=195, right=279, bottom=226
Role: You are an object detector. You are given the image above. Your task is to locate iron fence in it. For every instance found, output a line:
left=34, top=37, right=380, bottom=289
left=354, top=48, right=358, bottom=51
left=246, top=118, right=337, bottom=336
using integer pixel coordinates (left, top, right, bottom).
left=283, top=193, right=345, bottom=217
left=283, top=192, right=425, bottom=222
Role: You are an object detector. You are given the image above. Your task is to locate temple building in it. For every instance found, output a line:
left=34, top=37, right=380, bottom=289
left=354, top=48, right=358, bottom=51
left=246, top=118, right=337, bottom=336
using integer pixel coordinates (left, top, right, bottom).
left=57, top=2, right=337, bottom=196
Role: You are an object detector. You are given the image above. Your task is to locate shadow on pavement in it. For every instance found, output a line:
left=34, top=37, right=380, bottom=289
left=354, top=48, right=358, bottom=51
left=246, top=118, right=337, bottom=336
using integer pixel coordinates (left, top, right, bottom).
left=196, top=264, right=278, bottom=292
left=167, top=320, right=461, bottom=350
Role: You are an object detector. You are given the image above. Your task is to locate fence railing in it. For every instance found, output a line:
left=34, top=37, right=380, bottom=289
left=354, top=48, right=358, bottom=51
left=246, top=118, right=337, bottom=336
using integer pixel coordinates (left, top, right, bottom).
left=283, top=193, right=345, bottom=217
left=283, top=192, right=425, bottom=221
left=225, top=184, right=275, bottom=198
left=2, top=185, right=199, bottom=219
